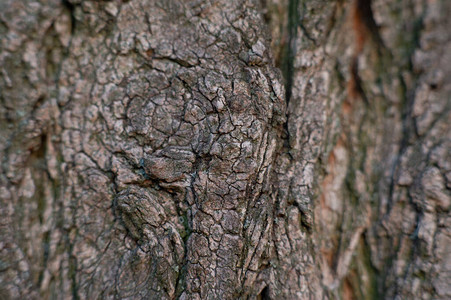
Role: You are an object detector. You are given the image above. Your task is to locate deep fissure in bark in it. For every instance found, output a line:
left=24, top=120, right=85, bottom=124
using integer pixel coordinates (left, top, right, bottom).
left=281, top=0, right=299, bottom=105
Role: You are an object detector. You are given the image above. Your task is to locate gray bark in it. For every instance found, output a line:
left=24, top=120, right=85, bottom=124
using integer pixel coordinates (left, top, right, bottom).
left=0, top=0, right=449, bottom=299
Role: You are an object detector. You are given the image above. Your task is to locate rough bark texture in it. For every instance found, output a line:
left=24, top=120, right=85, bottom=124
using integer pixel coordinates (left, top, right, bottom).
left=0, top=0, right=449, bottom=299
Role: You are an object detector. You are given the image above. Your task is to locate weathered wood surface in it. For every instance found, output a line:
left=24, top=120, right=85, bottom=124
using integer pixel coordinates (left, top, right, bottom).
left=0, top=0, right=449, bottom=299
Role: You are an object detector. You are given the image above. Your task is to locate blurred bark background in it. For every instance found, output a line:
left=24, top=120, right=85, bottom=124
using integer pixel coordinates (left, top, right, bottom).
left=0, top=0, right=449, bottom=299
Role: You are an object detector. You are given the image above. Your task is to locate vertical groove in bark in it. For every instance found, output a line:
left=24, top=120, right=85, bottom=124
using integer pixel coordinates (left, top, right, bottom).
left=281, top=0, right=299, bottom=105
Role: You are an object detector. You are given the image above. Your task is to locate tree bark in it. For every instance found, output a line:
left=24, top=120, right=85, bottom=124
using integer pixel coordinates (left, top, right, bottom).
left=0, top=0, right=449, bottom=299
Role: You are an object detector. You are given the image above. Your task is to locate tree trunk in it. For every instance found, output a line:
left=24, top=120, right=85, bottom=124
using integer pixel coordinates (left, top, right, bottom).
left=0, top=0, right=449, bottom=299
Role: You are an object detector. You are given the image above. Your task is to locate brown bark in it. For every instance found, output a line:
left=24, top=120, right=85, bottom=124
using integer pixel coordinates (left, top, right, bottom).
left=0, top=0, right=449, bottom=299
